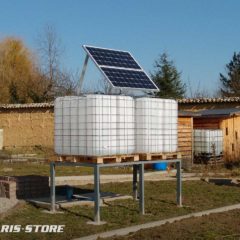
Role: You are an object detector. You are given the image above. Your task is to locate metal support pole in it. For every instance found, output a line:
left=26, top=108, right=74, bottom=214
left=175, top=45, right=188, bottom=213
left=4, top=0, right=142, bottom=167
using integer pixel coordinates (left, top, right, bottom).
left=50, top=162, right=56, bottom=212
left=133, top=165, right=138, bottom=200
left=176, top=160, right=182, bottom=207
left=139, top=163, right=145, bottom=215
left=94, top=165, right=100, bottom=223
left=77, top=55, right=89, bottom=95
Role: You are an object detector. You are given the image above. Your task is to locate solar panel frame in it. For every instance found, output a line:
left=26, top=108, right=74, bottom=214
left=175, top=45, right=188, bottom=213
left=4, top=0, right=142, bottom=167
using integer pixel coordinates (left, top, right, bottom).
left=82, top=45, right=159, bottom=91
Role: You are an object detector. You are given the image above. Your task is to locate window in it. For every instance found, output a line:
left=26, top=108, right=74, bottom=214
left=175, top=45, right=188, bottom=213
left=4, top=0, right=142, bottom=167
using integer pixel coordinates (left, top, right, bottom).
left=226, top=127, right=228, bottom=136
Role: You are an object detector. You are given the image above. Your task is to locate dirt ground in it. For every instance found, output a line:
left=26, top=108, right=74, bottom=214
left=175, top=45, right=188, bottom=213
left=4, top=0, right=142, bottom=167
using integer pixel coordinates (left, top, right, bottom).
left=107, top=209, right=240, bottom=240
left=0, top=198, right=18, bottom=215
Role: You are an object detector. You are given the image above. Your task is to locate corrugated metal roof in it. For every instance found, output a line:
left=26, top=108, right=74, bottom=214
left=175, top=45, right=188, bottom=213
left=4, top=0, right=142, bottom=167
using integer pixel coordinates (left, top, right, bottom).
left=0, top=102, right=54, bottom=109
left=178, top=97, right=240, bottom=104
left=178, top=110, right=201, bottom=117
left=199, top=108, right=240, bottom=117
left=179, top=108, right=240, bottom=118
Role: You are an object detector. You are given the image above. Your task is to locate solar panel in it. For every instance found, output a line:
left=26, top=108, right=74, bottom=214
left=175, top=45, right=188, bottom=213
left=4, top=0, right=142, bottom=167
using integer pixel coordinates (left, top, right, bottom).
left=85, top=46, right=141, bottom=69
left=83, top=45, right=159, bottom=91
left=101, top=67, right=157, bottom=89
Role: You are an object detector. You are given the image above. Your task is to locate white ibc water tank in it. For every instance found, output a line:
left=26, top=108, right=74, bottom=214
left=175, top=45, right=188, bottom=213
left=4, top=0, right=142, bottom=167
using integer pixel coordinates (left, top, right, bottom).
left=0, top=129, right=3, bottom=150
left=135, top=98, right=178, bottom=153
left=193, top=129, right=223, bottom=155
left=54, top=95, right=135, bottom=156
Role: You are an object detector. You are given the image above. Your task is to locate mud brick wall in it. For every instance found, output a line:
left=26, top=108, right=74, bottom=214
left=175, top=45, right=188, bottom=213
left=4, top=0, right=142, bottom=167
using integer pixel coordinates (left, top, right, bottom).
left=0, top=108, right=54, bottom=149
left=0, top=176, right=49, bottom=199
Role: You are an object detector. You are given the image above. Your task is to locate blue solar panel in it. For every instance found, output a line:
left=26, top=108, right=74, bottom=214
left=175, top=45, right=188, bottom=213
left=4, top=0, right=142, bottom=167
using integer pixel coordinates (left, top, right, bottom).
left=83, top=45, right=159, bottom=91
left=85, top=46, right=141, bottom=69
left=101, top=67, right=157, bottom=89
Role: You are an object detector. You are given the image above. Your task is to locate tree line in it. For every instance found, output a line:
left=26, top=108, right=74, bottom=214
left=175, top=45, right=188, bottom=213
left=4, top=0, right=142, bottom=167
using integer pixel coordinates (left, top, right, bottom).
left=0, top=26, right=239, bottom=103
left=0, top=25, right=77, bottom=104
left=152, top=52, right=240, bottom=99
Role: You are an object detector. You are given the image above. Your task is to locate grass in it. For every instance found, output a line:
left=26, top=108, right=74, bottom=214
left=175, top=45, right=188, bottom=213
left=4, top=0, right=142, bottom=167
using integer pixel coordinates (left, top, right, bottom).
left=0, top=162, right=133, bottom=176
left=1, top=146, right=55, bottom=158
left=186, top=163, right=240, bottom=178
left=0, top=180, right=240, bottom=240
left=106, top=209, right=240, bottom=240
left=1, top=161, right=240, bottom=177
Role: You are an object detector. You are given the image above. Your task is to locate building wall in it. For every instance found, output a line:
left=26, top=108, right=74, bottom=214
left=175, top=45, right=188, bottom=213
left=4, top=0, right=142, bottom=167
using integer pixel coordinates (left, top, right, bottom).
left=220, top=116, right=240, bottom=162
left=0, top=108, right=54, bottom=148
left=0, top=108, right=193, bottom=165
left=194, top=117, right=221, bottom=129
left=178, top=116, right=193, bottom=168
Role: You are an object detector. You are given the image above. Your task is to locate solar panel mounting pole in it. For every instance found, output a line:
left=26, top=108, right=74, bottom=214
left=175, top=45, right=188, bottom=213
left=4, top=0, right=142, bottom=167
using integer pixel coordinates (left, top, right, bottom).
left=78, top=54, right=89, bottom=95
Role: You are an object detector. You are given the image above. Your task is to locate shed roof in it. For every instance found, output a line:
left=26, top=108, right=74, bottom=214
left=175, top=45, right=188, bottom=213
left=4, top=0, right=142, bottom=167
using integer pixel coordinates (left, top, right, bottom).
left=0, top=102, right=54, bottom=109
left=178, top=97, right=240, bottom=104
left=0, top=97, right=240, bottom=110
left=199, top=108, right=240, bottom=117
left=179, top=108, right=240, bottom=118
left=178, top=110, right=201, bottom=117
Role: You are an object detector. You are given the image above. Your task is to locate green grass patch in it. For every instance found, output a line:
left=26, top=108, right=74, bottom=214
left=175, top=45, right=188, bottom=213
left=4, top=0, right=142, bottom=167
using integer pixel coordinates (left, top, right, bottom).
left=0, top=180, right=240, bottom=240
left=106, top=209, right=240, bottom=240
left=0, top=162, right=133, bottom=176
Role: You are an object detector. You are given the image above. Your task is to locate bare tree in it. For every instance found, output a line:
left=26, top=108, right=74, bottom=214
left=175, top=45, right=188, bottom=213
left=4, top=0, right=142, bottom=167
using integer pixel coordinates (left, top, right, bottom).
left=187, top=79, right=210, bottom=98
left=36, top=24, right=76, bottom=99
left=37, top=24, right=61, bottom=83
left=56, top=68, right=78, bottom=96
left=96, top=78, right=113, bottom=94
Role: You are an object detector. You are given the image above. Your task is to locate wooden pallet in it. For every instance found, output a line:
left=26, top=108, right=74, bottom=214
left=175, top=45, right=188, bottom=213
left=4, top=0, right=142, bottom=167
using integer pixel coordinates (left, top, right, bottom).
left=58, top=154, right=139, bottom=164
left=194, top=154, right=224, bottom=165
left=207, top=159, right=224, bottom=165
left=139, top=152, right=182, bottom=161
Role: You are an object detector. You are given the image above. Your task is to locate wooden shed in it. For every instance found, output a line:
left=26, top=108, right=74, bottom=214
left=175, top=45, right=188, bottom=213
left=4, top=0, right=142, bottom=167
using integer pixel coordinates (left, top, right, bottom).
left=178, top=97, right=240, bottom=163
left=193, top=108, right=240, bottom=163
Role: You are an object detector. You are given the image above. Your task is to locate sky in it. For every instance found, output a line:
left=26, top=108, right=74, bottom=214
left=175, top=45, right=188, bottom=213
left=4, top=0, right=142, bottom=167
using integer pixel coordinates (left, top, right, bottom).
left=0, top=0, right=240, bottom=97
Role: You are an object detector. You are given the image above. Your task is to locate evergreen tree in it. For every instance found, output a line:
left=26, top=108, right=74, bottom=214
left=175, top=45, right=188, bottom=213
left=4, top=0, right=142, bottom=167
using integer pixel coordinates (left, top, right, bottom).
left=220, top=52, right=240, bottom=97
left=151, top=53, right=186, bottom=98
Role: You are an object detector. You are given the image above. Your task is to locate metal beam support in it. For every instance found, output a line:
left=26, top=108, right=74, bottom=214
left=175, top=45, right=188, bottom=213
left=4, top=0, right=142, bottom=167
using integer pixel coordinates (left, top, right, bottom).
left=94, top=165, right=101, bottom=223
left=78, top=55, right=89, bottom=95
left=139, top=164, right=145, bottom=215
left=51, top=158, right=182, bottom=222
left=176, top=161, right=182, bottom=207
left=54, top=159, right=180, bottom=168
left=50, top=162, right=56, bottom=212
left=133, top=165, right=138, bottom=200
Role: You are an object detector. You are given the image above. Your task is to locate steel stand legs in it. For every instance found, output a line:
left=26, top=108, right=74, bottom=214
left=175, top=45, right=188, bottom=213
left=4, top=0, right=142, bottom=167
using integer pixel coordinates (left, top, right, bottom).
left=139, top=164, right=145, bottom=215
left=133, top=165, right=138, bottom=200
left=176, top=161, right=182, bottom=207
left=94, top=165, right=101, bottom=223
left=50, top=162, right=56, bottom=212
